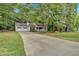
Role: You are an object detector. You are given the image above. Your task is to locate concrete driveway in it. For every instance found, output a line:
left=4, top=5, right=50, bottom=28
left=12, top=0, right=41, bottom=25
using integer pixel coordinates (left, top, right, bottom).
left=19, top=32, right=79, bottom=56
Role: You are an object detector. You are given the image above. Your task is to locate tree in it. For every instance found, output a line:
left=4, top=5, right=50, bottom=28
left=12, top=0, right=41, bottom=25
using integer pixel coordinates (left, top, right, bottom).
left=0, top=3, right=77, bottom=32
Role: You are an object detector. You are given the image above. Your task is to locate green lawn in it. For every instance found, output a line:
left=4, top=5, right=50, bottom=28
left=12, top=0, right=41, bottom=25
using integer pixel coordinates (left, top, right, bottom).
left=38, top=32, right=79, bottom=42
left=0, top=32, right=26, bottom=56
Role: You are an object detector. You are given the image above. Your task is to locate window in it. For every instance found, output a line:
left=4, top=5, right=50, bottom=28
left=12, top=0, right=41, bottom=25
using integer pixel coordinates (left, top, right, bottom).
left=39, top=27, right=43, bottom=29
left=23, top=26, right=27, bottom=29
left=17, top=27, right=21, bottom=29
left=36, top=27, right=43, bottom=29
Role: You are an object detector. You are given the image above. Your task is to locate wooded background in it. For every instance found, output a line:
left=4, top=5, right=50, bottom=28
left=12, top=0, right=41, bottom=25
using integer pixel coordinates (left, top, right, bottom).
left=0, top=3, right=78, bottom=32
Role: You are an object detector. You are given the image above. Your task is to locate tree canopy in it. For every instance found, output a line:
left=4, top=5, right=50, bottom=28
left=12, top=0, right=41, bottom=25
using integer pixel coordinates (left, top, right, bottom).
left=0, top=3, right=78, bottom=32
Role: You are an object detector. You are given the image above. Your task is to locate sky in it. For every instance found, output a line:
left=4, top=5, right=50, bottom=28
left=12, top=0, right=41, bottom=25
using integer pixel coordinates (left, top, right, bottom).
left=14, top=4, right=40, bottom=13
left=77, top=3, right=79, bottom=15
left=14, top=4, right=79, bottom=15
left=14, top=8, right=20, bottom=13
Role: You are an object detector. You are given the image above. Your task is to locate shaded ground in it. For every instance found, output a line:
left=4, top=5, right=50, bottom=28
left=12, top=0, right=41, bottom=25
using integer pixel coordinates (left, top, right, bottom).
left=19, top=32, right=79, bottom=56
left=0, top=32, right=25, bottom=56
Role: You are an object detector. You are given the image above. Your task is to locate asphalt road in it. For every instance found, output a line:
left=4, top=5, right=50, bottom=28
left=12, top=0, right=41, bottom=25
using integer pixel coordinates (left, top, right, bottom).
left=19, top=32, right=79, bottom=56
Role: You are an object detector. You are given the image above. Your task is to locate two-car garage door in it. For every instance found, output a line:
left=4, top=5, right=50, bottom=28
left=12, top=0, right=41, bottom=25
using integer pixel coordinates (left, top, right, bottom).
left=15, top=23, right=30, bottom=32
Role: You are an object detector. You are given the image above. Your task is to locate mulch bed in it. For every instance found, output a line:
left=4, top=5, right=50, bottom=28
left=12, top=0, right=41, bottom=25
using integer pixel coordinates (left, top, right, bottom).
left=0, top=30, right=10, bottom=32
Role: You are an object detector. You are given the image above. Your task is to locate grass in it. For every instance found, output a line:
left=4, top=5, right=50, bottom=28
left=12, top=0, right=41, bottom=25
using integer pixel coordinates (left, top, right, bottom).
left=0, top=32, right=26, bottom=56
left=38, top=32, right=79, bottom=42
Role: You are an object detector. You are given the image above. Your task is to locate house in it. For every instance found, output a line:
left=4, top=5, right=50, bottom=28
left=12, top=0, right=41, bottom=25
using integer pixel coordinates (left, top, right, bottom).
left=31, top=23, right=47, bottom=32
left=15, top=22, right=47, bottom=32
left=15, top=22, right=30, bottom=32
